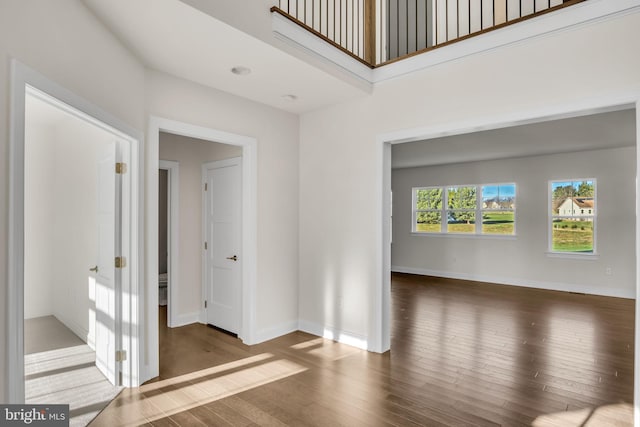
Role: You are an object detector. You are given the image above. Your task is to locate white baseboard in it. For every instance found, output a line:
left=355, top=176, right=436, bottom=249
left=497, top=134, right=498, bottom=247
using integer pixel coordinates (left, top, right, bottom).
left=53, top=312, right=90, bottom=345
left=298, top=319, right=368, bottom=350
left=253, top=320, right=299, bottom=345
left=171, top=311, right=200, bottom=328
left=391, top=265, right=635, bottom=299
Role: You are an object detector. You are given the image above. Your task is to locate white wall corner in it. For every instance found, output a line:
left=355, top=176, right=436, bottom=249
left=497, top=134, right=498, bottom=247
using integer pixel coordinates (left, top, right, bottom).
left=53, top=313, right=90, bottom=346
left=171, top=311, right=201, bottom=328
left=253, top=320, right=299, bottom=345
left=298, top=319, right=369, bottom=350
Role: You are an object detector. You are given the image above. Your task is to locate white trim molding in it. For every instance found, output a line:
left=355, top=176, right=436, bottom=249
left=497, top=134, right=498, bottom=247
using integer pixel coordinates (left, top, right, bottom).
left=172, top=312, right=201, bottom=328
left=146, top=116, right=258, bottom=384
left=298, top=320, right=368, bottom=351
left=391, top=265, right=634, bottom=299
left=255, top=320, right=299, bottom=345
left=8, top=60, right=143, bottom=401
left=158, top=160, right=180, bottom=328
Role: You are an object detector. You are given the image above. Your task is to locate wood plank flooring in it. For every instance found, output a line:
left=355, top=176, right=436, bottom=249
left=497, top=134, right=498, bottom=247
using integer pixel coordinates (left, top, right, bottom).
left=91, top=273, right=634, bottom=426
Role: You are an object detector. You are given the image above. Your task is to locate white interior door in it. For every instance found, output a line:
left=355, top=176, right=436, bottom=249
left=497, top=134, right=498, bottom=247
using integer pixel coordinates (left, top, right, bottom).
left=203, top=157, right=242, bottom=334
left=94, top=140, right=118, bottom=385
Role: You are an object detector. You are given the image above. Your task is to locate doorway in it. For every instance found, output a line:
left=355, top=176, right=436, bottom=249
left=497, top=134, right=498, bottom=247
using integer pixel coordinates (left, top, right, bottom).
left=158, top=161, right=179, bottom=328
left=23, top=88, right=123, bottom=416
left=150, top=127, right=253, bottom=382
left=377, top=99, right=640, bottom=421
left=8, top=61, right=141, bottom=403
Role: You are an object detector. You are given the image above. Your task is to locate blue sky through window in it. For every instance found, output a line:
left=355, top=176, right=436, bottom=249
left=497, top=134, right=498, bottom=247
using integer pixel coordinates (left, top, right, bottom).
left=482, top=184, right=515, bottom=202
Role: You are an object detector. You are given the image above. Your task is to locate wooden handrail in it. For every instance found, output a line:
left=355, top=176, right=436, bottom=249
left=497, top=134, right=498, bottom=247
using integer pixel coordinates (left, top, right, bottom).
left=272, top=0, right=587, bottom=68
left=271, top=6, right=375, bottom=69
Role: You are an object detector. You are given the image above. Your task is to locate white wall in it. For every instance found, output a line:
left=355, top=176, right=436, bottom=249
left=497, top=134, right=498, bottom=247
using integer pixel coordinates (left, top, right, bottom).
left=50, top=120, right=113, bottom=345
left=159, top=132, right=242, bottom=323
left=24, top=124, right=56, bottom=319
left=391, top=147, right=636, bottom=298
left=147, top=70, right=300, bottom=342
left=24, top=99, right=116, bottom=347
left=299, top=11, right=640, bottom=348
left=0, top=0, right=146, bottom=400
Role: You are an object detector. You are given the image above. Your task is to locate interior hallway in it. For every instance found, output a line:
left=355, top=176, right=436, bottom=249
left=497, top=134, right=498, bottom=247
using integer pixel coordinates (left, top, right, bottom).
left=90, top=274, right=634, bottom=426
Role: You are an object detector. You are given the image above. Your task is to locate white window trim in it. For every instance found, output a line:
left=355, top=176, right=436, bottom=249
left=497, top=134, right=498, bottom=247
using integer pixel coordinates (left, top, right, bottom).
left=548, top=178, right=597, bottom=256
left=412, top=183, right=516, bottom=236
left=411, top=186, right=443, bottom=233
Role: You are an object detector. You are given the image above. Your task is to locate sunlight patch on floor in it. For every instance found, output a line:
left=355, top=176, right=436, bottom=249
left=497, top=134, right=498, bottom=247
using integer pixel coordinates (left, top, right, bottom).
left=532, top=403, right=633, bottom=426
left=25, top=344, right=122, bottom=427
left=106, top=354, right=308, bottom=426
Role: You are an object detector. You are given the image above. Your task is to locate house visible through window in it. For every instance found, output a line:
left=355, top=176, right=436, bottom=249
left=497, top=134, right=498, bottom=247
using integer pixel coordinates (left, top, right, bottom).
left=550, top=179, right=595, bottom=253
left=481, top=184, right=516, bottom=235
left=413, top=183, right=516, bottom=236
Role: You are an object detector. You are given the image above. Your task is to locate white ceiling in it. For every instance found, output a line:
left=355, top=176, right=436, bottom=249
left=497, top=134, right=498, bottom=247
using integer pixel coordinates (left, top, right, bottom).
left=392, top=109, right=637, bottom=169
left=81, top=0, right=368, bottom=114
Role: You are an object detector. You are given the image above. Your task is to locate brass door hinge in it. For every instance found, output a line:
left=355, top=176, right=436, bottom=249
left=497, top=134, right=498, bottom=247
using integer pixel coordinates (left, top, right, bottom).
left=204, top=183, right=208, bottom=191
left=204, top=241, right=208, bottom=250
left=204, top=300, right=207, bottom=309
left=115, top=350, right=127, bottom=362
left=115, top=256, right=126, bottom=268
left=115, top=162, right=127, bottom=174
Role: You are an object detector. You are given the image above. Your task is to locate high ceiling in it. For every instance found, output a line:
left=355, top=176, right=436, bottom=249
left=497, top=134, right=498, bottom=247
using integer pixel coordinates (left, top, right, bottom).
left=82, top=0, right=368, bottom=114
left=81, top=0, right=637, bottom=162
left=392, top=109, right=637, bottom=169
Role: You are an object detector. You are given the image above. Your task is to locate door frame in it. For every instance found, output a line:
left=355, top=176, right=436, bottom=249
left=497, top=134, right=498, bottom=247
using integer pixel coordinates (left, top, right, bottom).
left=376, top=92, right=640, bottom=421
left=146, top=116, right=257, bottom=383
left=159, top=160, right=180, bottom=328
left=202, top=157, right=243, bottom=333
left=7, top=60, right=142, bottom=402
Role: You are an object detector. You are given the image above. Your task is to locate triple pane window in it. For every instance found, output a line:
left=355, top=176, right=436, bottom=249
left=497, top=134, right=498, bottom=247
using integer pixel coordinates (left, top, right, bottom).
left=413, top=183, right=515, bottom=235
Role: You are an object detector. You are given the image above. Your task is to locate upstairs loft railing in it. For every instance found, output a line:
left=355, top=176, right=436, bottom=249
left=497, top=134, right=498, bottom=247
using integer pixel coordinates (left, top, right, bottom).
left=271, top=0, right=586, bottom=67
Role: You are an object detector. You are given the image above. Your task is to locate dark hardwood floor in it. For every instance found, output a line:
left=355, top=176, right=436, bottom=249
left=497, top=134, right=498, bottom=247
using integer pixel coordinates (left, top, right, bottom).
left=91, top=273, right=634, bottom=426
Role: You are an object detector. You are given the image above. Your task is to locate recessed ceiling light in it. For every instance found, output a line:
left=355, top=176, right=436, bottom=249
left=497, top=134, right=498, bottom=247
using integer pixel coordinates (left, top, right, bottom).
left=282, top=94, right=298, bottom=102
left=231, top=66, right=251, bottom=76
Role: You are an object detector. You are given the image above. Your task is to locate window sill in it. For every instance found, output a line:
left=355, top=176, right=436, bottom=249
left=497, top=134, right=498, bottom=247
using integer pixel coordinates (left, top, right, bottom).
left=545, top=251, right=599, bottom=260
left=411, top=232, right=517, bottom=240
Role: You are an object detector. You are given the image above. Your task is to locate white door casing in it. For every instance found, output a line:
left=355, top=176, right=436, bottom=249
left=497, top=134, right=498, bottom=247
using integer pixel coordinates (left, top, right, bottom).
left=94, top=140, right=119, bottom=385
left=203, top=158, right=242, bottom=334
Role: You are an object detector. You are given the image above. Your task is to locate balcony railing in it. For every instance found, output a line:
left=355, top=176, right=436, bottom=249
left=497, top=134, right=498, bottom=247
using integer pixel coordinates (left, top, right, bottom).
left=271, top=0, right=585, bottom=67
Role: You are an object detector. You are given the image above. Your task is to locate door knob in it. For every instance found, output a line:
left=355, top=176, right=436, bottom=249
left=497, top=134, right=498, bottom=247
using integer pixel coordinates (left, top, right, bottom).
left=89, top=265, right=99, bottom=273
left=226, top=255, right=238, bottom=261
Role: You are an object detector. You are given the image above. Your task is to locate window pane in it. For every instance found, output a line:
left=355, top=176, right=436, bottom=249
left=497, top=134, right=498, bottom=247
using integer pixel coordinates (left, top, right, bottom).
left=498, top=184, right=516, bottom=209
left=552, top=181, right=574, bottom=215
left=482, top=184, right=515, bottom=210
left=447, top=211, right=475, bottom=233
left=448, top=186, right=476, bottom=209
left=482, top=211, right=514, bottom=235
left=551, top=218, right=593, bottom=252
left=415, top=188, right=442, bottom=210
left=416, top=212, right=441, bottom=232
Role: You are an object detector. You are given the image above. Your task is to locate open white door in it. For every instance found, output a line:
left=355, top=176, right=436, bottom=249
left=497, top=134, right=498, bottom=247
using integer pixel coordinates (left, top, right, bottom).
left=94, top=140, right=118, bottom=385
left=203, top=158, right=242, bottom=334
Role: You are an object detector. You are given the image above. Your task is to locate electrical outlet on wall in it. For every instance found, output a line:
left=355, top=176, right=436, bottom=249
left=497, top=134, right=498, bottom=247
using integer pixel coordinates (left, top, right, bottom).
left=605, top=267, right=613, bottom=276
